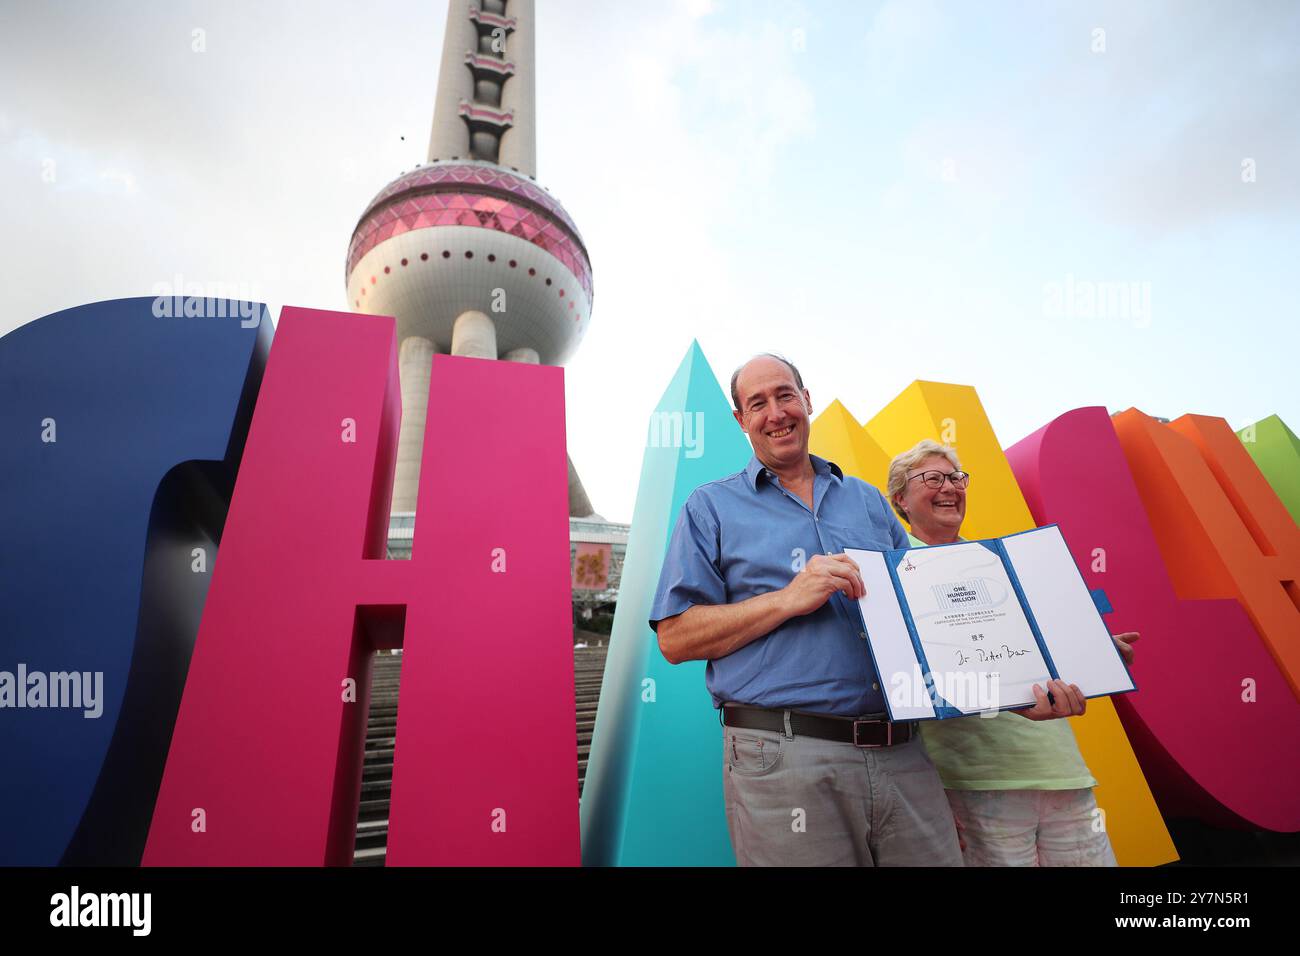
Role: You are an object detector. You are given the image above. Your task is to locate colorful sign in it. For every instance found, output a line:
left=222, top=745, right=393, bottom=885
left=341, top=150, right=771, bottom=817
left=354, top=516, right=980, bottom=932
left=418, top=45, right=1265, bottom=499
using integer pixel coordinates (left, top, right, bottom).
left=1, top=299, right=578, bottom=866
left=3, top=310, right=1295, bottom=866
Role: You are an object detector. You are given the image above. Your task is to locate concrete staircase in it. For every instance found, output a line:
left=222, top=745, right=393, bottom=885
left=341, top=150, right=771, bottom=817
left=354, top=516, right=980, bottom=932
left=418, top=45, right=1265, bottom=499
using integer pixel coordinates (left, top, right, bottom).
left=353, top=644, right=608, bottom=866
left=574, top=643, right=605, bottom=789
left=352, top=652, right=402, bottom=866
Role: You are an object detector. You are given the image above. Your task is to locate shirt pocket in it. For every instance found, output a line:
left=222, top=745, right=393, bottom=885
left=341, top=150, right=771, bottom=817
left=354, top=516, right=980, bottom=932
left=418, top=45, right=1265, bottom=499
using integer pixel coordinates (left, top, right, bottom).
left=816, top=520, right=888, bottom=555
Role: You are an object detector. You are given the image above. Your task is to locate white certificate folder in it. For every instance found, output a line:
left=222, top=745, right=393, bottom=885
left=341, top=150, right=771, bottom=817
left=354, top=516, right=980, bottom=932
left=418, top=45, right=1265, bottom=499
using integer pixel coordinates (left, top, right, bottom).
left=845, top=525, right=1136, bottom=722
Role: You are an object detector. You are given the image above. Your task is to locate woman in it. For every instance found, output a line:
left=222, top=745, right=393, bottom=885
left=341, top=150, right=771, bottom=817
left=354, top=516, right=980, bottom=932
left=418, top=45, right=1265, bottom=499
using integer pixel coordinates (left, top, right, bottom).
left=887, top=439, right=1138, bottom=866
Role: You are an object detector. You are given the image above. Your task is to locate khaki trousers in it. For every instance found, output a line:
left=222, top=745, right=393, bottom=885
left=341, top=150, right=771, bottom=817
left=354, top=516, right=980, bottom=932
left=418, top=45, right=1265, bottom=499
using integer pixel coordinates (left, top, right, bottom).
left=722, top=718, right=964, bottom=867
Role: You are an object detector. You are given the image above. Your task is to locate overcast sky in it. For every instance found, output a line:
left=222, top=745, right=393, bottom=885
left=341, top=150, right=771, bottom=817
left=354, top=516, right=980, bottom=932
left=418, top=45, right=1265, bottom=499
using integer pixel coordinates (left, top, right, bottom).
left=2, top=0, right=1297, bottom=523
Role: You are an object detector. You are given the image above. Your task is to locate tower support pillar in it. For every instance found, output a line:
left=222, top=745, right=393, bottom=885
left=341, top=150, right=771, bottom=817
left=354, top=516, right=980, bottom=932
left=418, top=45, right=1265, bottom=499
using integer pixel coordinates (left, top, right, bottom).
left=395, top=335, right=437, bottom=514
left=451, top=310, right=497, bottom=359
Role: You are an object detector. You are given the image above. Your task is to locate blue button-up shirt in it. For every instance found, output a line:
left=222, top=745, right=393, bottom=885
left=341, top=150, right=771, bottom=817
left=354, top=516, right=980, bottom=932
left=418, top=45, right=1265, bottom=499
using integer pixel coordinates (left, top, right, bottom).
left=649, top=453, right=910, bottom=717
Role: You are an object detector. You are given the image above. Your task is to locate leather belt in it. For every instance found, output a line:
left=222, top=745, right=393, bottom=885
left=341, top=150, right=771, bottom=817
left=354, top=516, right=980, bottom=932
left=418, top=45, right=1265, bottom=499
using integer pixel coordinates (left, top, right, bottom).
left=722, top=704, right=914, bottom=748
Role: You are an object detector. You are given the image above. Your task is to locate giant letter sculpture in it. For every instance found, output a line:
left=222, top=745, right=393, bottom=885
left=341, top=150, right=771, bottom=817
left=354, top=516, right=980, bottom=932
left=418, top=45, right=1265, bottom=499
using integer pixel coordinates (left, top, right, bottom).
left=143, top=306, right=577, bottom=865
left=581, top=342, right=752, bottom=866
left=1008, top=406, right=1300, bottom=831
left=1237, top=415, right=1300, bottom=526
left=0, top=297, right=269, bottom=865
left=1114, top=411, right=1300, bottom=697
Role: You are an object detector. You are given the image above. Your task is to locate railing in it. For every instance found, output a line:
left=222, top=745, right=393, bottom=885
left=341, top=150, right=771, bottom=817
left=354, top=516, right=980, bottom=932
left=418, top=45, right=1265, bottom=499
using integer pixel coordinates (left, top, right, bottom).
left=457, top=100, right=514, bottom=128
left=464, top=51, right=515, bottom=76
left=468, top=6, right=516, bottom=31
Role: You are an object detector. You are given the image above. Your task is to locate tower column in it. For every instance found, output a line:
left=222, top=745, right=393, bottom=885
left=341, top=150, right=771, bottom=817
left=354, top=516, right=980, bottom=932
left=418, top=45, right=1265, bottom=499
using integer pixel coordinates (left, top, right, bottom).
left=394, top=335, right=437, bottom=514
left=427, top=1, right=478, bottom=162
left=451, top=310, right=497, bottom=358
left=567, top=454, right=596, bottom=519
left=498, top=0, right=536, bottom=176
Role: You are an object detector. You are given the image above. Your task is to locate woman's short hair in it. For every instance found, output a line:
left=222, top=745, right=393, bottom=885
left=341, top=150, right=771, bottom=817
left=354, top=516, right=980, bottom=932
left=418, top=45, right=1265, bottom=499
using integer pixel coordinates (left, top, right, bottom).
left=886, top=439, right=962, bottom=522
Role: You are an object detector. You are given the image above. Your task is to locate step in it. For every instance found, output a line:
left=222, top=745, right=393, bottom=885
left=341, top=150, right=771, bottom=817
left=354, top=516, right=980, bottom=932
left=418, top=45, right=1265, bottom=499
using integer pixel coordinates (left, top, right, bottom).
left=358, top=799, right=390, bottom=823
left=361, top=779, right=392, bottom=799
left=353, top=846, right=387, bottom=866
left=350, top=643, right=610, bottom=861
left=354, top=819, right=389, bottom=851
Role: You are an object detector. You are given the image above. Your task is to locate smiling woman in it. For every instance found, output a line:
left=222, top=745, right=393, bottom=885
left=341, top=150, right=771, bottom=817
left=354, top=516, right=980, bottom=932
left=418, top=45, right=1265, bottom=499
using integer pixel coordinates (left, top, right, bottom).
left=887, top=438, right=1128, bottom=868
left=888, top=439, right=968, bottom=546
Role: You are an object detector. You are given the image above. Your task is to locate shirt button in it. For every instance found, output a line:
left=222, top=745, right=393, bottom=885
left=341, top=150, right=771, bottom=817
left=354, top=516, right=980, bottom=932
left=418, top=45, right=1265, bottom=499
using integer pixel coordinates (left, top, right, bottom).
left=859, top=631, right=868, bottom=640
left=872, top=682, right=880, bottom=691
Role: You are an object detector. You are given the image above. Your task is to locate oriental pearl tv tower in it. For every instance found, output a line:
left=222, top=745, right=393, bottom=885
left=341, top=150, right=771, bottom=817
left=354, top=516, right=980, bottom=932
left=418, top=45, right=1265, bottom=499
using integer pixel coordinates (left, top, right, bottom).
left=346, top=0, right=596, bottom=516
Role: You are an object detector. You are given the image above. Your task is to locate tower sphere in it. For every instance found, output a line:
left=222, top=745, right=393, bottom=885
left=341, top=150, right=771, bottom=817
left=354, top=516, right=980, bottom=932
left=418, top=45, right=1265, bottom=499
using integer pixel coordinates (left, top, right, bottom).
left=345, top=159, right=593, bottom=366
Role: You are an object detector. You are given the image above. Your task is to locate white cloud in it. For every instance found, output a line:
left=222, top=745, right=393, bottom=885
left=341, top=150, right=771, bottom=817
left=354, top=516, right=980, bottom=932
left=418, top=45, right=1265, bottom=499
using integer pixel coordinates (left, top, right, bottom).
left=2, top=0, right=1294, bottom=524
left=540, top=2, right=817, bottom=519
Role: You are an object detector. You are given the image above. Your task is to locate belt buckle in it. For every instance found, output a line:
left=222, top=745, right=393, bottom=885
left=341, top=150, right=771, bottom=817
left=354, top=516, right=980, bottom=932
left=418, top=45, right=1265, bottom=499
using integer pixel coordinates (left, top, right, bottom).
left=852, top=718, right=891, bottom=749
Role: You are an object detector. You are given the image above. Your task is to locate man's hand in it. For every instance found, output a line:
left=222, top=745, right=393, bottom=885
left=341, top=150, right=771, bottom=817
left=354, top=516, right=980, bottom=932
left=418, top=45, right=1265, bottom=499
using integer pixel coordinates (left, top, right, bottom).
left=1013, top=679, right=1086, bottom=721
left=1112, top=631, right=1139, bottom=666
left=781, top=553, right=865, bottom=617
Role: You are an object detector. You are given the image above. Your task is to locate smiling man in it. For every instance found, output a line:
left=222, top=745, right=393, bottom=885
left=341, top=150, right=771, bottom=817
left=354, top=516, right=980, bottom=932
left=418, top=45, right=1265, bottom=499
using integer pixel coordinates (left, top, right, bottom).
left=647, top=354, right=1086, bottom=866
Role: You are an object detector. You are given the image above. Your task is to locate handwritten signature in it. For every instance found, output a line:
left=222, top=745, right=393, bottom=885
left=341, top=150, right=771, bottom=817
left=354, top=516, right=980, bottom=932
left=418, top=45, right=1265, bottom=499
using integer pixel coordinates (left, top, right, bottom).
left=956, top=644, right=1033, bottom=666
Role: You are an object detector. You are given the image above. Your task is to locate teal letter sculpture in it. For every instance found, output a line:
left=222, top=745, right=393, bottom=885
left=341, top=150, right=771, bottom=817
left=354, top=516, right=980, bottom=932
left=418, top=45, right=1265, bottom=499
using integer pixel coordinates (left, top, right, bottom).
left=580, top=342, right=751, bottom=865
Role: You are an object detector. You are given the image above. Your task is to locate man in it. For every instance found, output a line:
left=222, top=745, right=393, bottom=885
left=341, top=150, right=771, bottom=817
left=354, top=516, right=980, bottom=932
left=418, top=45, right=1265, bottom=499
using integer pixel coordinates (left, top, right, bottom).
left=887, top=439, right=1138, bottom=866
left=649, top=354, right=1084, bottom=866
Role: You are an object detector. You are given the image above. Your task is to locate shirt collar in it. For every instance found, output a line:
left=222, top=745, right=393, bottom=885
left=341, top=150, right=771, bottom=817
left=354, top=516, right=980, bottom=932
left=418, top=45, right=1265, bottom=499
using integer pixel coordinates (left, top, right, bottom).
left=745, top=453, right=844, bottom=490
left=907, top=532, right=965, bottom=547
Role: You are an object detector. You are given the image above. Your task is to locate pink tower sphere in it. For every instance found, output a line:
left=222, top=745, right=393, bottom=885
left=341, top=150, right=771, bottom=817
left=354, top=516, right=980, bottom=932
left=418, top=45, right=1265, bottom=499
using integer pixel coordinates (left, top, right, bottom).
left=345, top=160, right=593, bottom=367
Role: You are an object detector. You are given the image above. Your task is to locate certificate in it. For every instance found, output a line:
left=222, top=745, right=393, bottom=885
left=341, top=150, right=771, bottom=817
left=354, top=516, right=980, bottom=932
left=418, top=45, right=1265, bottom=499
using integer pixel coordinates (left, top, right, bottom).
left=845, top=525, right=1136, bottom=721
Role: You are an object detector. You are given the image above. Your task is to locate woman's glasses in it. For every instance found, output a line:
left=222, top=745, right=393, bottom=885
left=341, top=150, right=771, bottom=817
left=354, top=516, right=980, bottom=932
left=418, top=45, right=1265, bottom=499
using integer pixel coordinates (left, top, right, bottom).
left=907, top=470, right=970, bottom=490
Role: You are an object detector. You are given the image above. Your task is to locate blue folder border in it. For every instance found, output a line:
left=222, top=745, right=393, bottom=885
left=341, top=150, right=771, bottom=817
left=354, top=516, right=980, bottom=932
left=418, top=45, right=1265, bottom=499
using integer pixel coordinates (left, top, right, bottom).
left=1001, top=524, right=1138, bottom=699
left=882, top=551, right=964, bottom=719
left=865, top=524, right=1137, bottom=723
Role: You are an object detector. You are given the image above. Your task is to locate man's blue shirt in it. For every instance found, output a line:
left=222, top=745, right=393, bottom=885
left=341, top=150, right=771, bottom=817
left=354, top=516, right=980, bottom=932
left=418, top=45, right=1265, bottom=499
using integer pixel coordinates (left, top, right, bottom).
left=649, top=453, right=910, bottom=717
